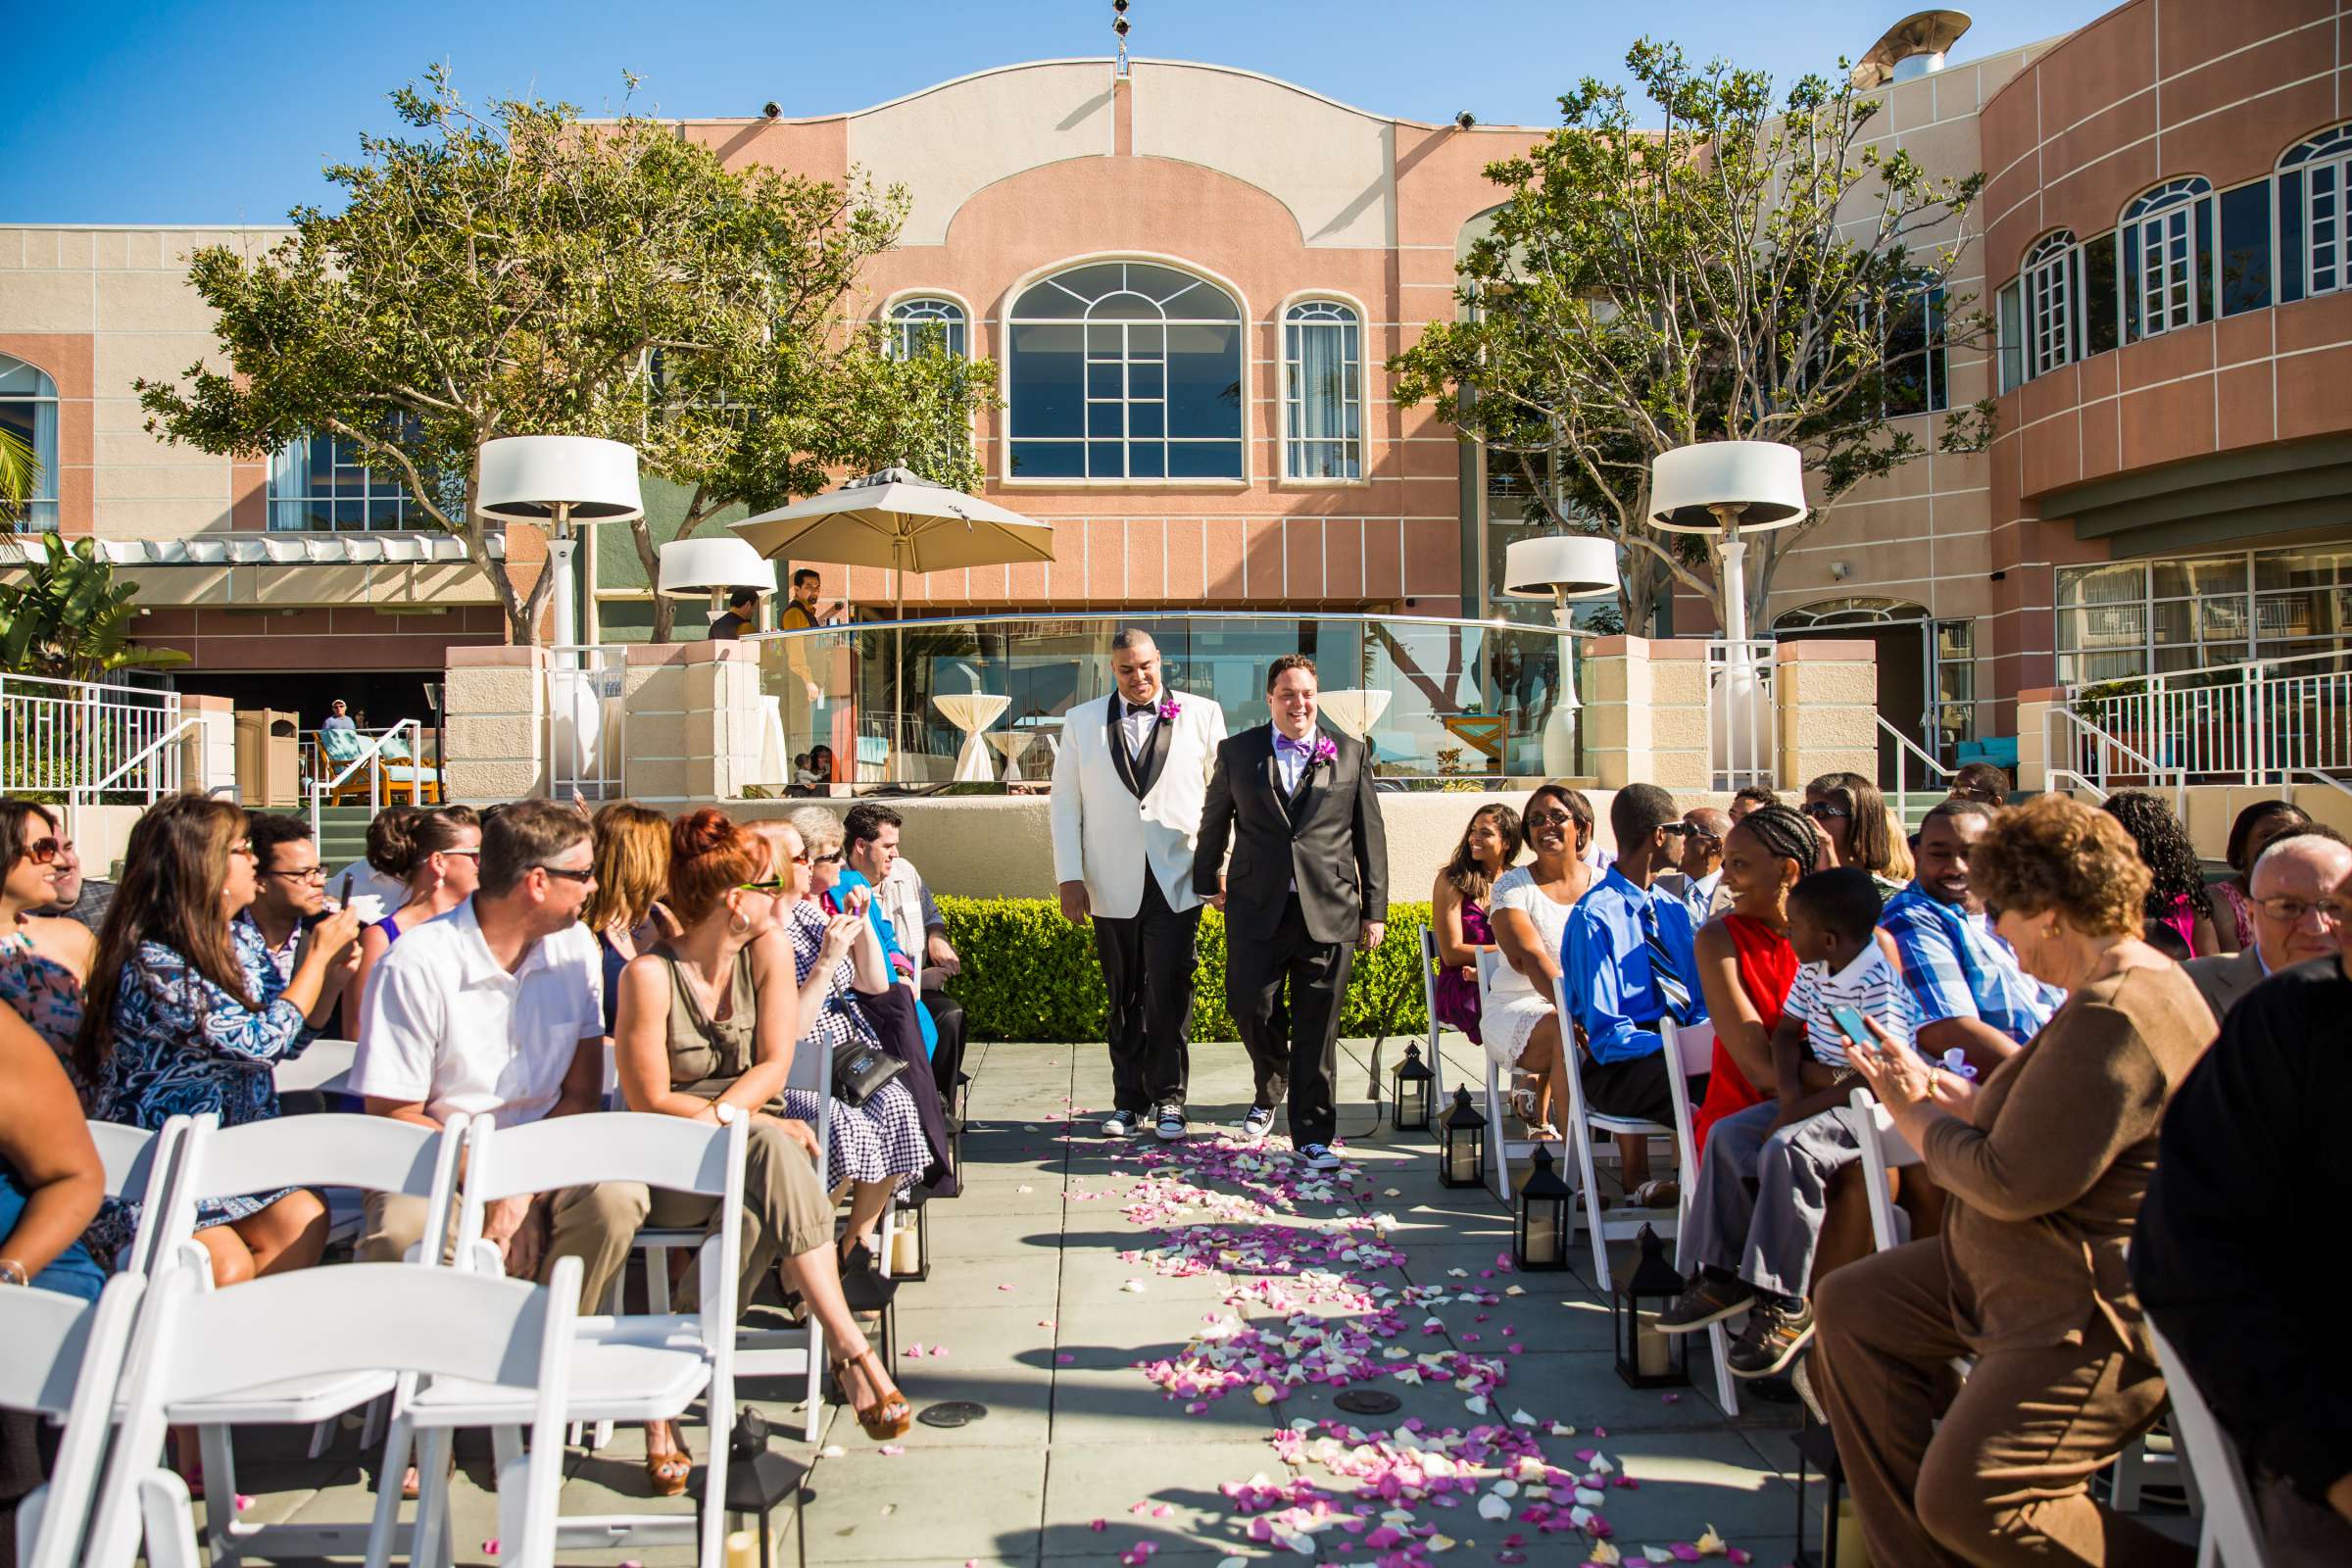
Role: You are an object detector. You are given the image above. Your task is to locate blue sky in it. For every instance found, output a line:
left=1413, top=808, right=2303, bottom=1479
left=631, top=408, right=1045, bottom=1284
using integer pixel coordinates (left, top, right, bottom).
left=6, top=1, right=2113, bottom=224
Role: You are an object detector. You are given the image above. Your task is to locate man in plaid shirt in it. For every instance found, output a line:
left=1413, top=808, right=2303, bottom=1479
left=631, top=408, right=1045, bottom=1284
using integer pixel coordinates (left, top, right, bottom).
left=1879, top=800, right=2063, bottom=1072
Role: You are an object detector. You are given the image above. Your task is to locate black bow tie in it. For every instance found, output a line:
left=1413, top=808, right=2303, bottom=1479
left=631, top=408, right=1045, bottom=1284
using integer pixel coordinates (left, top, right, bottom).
left=1125, top=700, right=1159, bottom=718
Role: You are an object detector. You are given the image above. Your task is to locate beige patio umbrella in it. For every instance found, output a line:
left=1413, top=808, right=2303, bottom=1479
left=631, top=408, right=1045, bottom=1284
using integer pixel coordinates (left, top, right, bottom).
left=731, top=466, right=1058, bottom=751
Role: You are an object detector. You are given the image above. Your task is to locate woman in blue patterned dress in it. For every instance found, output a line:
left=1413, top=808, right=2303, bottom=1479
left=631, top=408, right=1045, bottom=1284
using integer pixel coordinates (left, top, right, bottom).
left=1, top=799, right=96, bottom=1095
left=74, top=795, right=363, bottom=1285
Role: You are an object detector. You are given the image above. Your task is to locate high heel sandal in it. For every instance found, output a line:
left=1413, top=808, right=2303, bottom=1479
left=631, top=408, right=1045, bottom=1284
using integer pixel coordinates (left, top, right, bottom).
left=644, top=1422, right=693, bottom=1496
left=833, top=1347, right=913, bottom=1441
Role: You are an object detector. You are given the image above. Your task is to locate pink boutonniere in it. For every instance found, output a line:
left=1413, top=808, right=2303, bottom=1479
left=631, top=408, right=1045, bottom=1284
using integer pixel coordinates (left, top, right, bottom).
left=1157, top=696, right=1181, bottom=720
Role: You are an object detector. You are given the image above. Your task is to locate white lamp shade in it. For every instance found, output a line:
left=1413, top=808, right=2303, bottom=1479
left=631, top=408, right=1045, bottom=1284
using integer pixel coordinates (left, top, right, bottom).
left=658, top=537, right=776, bottom=599
left=475, top=435, right=644, bottom=525
left=1649, top=441, right=1807, bottom=532
left=1501, top=535, right=1620, bottom=601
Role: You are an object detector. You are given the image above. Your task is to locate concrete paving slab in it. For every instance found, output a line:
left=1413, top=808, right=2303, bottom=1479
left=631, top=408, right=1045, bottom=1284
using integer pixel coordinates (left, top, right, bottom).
left=800, top=1443, right=1047, bottom=1562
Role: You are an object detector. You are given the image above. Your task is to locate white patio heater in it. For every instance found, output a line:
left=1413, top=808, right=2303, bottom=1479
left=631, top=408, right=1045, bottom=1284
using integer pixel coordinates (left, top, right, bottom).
left=475, top=436, right=645, bottom=649
left=659, top=536, right=778, bottom=630
left=1649, top=441, right=1808, bottom=782
left=1503, top=534, right=1619, bottom=775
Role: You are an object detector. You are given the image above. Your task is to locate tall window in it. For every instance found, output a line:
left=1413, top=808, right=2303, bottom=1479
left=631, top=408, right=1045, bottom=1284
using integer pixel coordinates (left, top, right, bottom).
left=1883, top=287, right=1948, bottom=416
left=2279, top=124, right=2352, bottom=303
left=2123, top=177, right=2214, bottom=340
left=1006, top=261, right=1243, bottom=480
left=888, top=297, right=967, bottom=360
left=1283, top=301, right=1361, bottom=479
left=268, top=432, right=433, bottom=531
left=0, top=355, right=59, bottom=533
left=2051, top=547, right=2352, bottom=683
left=2024, top=232, right=2077, bottom=377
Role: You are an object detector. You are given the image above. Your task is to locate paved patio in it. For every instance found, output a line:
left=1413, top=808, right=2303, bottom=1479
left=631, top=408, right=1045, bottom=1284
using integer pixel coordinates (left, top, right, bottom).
left=210, top=1035, right=1821, bottom=1566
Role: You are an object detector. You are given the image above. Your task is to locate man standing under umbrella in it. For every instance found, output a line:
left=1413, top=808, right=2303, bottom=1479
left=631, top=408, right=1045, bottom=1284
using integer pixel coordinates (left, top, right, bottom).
left=1052, top=629, right=1227, bottom=1143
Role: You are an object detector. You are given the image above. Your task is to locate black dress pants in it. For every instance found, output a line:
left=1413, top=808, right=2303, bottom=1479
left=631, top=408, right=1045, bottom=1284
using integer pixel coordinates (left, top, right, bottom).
left=1093, top=871, right=1201, bottom=1115
left=920, top=989, right=967, bottom=1107
left=1227, top=894, right=1354, bottom=1150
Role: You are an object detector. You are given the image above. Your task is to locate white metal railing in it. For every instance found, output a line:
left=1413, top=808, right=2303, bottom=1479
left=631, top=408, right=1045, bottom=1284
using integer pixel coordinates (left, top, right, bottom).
left=2064, top=648, right=2352, bottom=787
left=0, top=671, right=184, bottom=802
left=74, top=715, right=201, bottom=807
left=1704, top=639, right=1778, bottom=792
left=1879, top=715, right=1955, bottom=823
left=2043, top=705, right=2186, bottom=813
left=547, top=646, right=627, bottom=804
left=307, top=717, right=427, bottom=839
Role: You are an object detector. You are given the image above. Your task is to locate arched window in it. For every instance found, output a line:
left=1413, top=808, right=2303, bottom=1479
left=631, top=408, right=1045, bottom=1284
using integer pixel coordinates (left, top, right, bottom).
left=888, top=297, right=967, bottom=360
left=2024, top=231, right=2077, bottom=378
left=1006, top=261, right=1243, bottom=480
left=1283, top=300, right=1361, bottom=479
left=2123, top=177, right=2214, bottom=340
left=0, top=355, right=59, bottom=533
left=2279, top=124, right=2352, bottom=301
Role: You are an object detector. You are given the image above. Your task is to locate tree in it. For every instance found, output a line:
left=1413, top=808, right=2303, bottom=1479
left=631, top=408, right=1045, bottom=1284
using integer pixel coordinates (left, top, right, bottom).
left=0, top=425, right=37, bottom=528
left=0, top=533, right=189, bottom=681
left=1390, top=41, right=1994, bottom=634
left=139, top=66, right=987, bottom=644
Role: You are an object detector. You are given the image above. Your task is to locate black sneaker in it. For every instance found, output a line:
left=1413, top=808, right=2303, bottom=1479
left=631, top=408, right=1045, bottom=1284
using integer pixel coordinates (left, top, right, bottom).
left=1727, top=1297, right=1816, bottom=1380
left=1102, top=1109, right=1142, bottom=1138
left=1298, top=1142, right=1343, bottom=1172
left=1657, top=1272, right=1758, bottom=1335
left=1238, top=1106, right=1275, bottom=1145
left=1153, top=1102, right=1188, bottom=1142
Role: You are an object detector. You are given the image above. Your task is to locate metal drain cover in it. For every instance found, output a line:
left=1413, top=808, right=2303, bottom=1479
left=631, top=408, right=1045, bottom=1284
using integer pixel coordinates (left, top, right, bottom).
left=917, top=1399, right=990, bottom=1428
left=1335, top=1390, right=1402, bottom=1416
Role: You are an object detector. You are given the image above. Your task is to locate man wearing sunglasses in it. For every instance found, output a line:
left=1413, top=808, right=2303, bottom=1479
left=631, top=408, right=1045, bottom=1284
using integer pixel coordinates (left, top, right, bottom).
left=2182, top=827, right=2352, bottom=1024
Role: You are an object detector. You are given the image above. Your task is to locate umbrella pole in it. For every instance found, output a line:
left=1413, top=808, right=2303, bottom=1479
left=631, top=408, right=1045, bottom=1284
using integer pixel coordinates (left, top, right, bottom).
left=894, top=534, right=906, bottom=775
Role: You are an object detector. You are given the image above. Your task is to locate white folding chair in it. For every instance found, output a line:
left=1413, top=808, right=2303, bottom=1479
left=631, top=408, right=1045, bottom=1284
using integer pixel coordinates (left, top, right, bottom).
left=271, top=1036, right=357, bottom=1098
left=88, top=1117, right=192, bottom=1281
left=1660, top=1019, right=1739, bottom=1416
left=1477, top=950, right=1561, bottom=1198
left=83, top=1250, right=579, bottom=1568
left=151, top=1111, right=467, bottom=1566
left=421, top=1110, right=747, bottom=1568
left=2147, top=1324, right=2250, bottom=1567
left=1841, top=1087, right=1920, bottom=1255
left=1416, top=925, right=1452, bottom=1108
left=3, top=1273, right=147, bottom=1568
left=1550, top=974, right=1679, bottom=1292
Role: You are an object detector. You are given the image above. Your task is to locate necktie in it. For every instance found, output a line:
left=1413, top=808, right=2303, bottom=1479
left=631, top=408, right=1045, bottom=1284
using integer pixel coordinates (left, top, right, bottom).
left=1640, top=898, right=1694, bottom=1025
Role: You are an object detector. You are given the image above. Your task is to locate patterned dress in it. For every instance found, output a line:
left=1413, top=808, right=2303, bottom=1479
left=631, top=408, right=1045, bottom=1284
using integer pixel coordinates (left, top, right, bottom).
left=0, top=932, right=88, bottom=1099
left=782, top=901, right=928, bottom=1190
left=84, top=923, right=318, bottom=1256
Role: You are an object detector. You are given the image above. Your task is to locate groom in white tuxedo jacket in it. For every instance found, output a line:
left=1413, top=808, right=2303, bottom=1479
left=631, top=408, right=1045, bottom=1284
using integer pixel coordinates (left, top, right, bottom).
left=1052, top=628, right=1228, bottom=1141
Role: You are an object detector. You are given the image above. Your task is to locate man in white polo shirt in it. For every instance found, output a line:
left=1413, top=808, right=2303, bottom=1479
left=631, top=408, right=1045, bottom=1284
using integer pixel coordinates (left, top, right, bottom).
left=351, top=799, right=626, bottom=1297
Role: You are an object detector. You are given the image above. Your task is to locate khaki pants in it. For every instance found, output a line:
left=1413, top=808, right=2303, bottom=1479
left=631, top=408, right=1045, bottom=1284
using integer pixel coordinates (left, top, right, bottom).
left=1811, top=1239, right=2192, bottom=1567
left=359, top=1120, right=829, bottom=1315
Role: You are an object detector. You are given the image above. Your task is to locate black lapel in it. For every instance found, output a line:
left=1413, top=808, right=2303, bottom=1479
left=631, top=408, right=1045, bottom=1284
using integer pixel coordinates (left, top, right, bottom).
left=1133, top=705, right=1175, bottom=799
left=1258, top=725, right=1296, bottom=830
left=1106, top=698, right=1144, bottom=799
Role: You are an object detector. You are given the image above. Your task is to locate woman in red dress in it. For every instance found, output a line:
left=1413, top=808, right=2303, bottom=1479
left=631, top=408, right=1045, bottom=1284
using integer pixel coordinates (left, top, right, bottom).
left=1688, top=803, right=1818, bottom=1155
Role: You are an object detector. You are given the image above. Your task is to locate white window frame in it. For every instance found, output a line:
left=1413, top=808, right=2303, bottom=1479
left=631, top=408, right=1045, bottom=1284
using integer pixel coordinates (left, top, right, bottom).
left=0, top=354, right=60, bottom=533
left=267, top=430, right=431, bottom=532
left=2126, top=177, right=2212, bottom=339
left=886, top=295, right=969, bottom=361
left=2281, top=124, right=2352, bottom=299
left=2023, top=231, right=2077, bottom=378
left=1280, top=298, right=1363, bottom=481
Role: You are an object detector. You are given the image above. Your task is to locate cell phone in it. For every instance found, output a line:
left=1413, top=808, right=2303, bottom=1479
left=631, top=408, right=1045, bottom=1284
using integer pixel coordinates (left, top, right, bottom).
left=338, top=872, right=355, bottom=906
left=1830, top=1004, right=1872, bottom=1046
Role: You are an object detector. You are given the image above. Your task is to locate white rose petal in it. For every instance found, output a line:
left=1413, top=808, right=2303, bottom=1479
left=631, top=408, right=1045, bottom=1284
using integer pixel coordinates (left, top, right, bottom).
left=1476, top=1494, right=1511, bottom=1521
left=1464, top=1394, right=1490, bottom=1415
left=1510, top=1407, right=1537, bottom=1426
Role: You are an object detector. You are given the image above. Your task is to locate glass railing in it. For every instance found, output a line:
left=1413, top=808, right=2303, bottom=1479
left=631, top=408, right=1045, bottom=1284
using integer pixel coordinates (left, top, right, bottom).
left=747, top=611, right=1592, bottom=791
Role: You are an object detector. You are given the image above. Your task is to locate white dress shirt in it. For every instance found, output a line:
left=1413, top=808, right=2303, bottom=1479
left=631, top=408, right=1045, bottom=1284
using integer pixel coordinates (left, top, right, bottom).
left=1118, top=699, right=1160, bottom=761
left=1273, top=730, right=1312, bottom=794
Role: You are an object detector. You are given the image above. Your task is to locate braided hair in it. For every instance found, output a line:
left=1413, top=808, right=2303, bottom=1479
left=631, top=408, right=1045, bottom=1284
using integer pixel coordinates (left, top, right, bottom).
left=1735, top=801, right=1819, bottom=879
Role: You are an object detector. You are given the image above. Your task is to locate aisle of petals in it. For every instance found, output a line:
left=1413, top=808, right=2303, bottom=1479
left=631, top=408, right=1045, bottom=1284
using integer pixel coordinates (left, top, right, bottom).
left=1088, top=1128, right=1763, bottom=1568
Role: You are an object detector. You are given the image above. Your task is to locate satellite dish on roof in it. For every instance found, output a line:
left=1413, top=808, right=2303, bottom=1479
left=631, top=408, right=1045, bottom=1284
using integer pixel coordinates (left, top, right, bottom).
left=1850, top=9, right=1973, bottom=88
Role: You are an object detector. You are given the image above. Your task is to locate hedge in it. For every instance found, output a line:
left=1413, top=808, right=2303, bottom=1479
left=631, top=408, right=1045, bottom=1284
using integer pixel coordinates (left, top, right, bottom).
left=935, top=897, right=1434, bottom=1044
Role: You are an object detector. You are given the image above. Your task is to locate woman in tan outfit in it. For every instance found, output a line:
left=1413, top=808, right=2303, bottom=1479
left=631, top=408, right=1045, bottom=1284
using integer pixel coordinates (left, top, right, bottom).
left=1818, top=794, right=2217, bottom=1566
left=612, top=808, right=912, bottom=1490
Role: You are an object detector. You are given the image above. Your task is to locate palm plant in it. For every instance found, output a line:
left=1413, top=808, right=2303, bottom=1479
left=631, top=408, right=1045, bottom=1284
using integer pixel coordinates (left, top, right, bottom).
left=0, top=425, right=37, bottom=528
left=0, top=532, right=190, bottom=681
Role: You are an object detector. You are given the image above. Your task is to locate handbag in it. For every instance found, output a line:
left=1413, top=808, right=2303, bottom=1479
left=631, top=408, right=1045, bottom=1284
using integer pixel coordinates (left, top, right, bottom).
left=830, top=1035, right=906, bottom=1106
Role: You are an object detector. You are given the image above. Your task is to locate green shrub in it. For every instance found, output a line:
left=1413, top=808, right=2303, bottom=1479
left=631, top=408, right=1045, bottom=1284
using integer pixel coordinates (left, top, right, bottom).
left=936, top=897, right=1434, bottom=1044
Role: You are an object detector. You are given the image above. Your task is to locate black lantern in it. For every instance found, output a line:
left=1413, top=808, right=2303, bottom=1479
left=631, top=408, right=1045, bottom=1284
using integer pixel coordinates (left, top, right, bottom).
left=1611, top=1223, right=1691, bottom=1389
left=1438, top=1086, right=1486, bottom=1189
left=887, top=1188, right=931, bottom=1283
left=1392, top=1042, right=1436, bottom=1133
left=1513, top=1145, right=1574, bottom=1271
left=722, top=1407, right=808, bottom=1568
left=1791, top=1408, right=1857, bottom=1568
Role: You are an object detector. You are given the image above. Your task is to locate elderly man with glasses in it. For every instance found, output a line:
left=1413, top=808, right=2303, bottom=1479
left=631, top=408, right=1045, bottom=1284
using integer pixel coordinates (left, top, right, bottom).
left=2183, top=826, right=2352, bottom=1024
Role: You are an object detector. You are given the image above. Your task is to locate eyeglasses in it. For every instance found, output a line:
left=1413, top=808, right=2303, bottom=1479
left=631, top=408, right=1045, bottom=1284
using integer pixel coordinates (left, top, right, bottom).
left=737, top=874, right=793, bottom=893
left=264, top=866, right=328, bottom=884
left=17, top=837, right=61, bottom=866
left=811, top=850, right=844, bottom=864
left=2256, top=897, right=2349, bottom=926
left=1524, top=809, right=1575, bottom=829
left=230, top=840, right=257, bottom=858
left=438, top=848, right=482, bottom=859
left=1801, top=804, right=1852, bottom=821
left=536, top=864, right=595, bottom=884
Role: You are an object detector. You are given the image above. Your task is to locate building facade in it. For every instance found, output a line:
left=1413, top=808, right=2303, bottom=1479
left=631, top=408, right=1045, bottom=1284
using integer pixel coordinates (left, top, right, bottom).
left=5, top=0, right=2351, bottom=759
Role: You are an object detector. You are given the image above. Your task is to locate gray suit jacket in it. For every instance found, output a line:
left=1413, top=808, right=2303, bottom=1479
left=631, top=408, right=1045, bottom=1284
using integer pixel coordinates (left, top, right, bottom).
left=2182, top=948, right=2266, bottom=1026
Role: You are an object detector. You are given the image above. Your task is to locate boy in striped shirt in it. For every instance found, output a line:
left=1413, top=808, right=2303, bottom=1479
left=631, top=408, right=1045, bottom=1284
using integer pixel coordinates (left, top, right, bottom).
left=1660, top=867, right=1915, bottom=1380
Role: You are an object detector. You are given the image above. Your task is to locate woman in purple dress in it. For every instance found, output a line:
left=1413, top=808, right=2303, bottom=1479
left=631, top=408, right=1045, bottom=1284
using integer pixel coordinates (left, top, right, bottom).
left=1430, top=803, right=1522, bottom=1046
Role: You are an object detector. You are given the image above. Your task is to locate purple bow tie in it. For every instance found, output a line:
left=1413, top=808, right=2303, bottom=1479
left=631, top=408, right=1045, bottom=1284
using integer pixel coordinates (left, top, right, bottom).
left=1274, top=732, right=1312, bottom=756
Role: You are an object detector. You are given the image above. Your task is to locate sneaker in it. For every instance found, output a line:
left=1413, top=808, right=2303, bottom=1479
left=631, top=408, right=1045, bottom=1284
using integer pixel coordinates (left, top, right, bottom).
left=1102, top=1109, right=1142, bottom=1138
left=1726, top=1297, right=1816, bottom=1380
left=1657, top=1271, right=1758, bottom=1335
left=1153, top=1103, right=1188, bottom=1142
left=1238, top=1106, right=1276, bottom=1145
left=1298, top=1142, right=1343, bottom=1172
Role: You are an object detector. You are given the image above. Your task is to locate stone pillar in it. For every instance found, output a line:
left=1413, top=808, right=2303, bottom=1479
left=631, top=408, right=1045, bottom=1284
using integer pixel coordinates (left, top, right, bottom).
left=443, top=646, right=548, bottom=802
left=177, top=692, right=237, bottom=799
left=1773, top=639, right=1880, bottom=786
left=619, top=640, right=769, bottom=804
left=2015, top=688, right=2063, bottom=794
left=1582, top=636, right=1710, bottom=790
